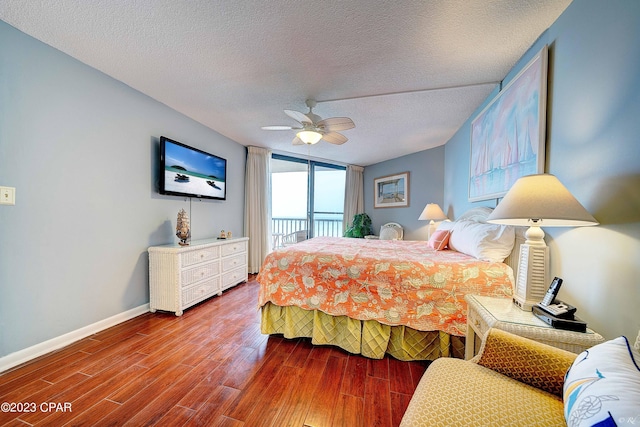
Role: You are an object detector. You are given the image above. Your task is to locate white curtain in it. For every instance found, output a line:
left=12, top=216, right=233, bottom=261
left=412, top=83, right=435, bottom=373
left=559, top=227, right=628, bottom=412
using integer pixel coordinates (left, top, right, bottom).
left=244, top=146, right=271, bottom=273
left=343, top=164, right=364, bottom=233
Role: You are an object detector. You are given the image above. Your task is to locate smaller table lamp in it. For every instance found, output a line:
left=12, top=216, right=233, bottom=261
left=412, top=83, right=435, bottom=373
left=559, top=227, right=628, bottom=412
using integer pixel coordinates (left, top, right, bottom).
left=419, top=203, right=448, bottom=239
left=487, top=174, right=598, bottom=310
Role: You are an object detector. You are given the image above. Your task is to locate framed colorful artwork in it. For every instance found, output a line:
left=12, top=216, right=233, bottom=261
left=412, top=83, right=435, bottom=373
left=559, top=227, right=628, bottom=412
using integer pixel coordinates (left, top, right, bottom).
left=374, top=172, right=409, bottom=208
left=469, top=45, right=548, bottom=201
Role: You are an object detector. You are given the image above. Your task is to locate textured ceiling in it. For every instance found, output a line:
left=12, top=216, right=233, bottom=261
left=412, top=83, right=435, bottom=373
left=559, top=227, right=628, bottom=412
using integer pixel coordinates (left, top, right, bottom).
left=0, top=0, right=571, bottom=166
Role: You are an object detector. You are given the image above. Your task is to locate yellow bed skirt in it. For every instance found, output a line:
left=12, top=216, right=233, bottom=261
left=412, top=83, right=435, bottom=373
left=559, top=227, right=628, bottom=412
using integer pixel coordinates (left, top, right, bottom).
left=260, top=302, right=465, bottom=361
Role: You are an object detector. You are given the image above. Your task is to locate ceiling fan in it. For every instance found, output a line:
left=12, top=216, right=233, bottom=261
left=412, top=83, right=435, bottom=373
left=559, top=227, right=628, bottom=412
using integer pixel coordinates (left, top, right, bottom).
left=261, top=99, right=355, bottom=145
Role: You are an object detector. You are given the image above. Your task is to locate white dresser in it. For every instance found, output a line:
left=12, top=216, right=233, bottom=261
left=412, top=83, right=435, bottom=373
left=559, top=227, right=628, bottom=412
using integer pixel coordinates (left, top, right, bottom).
left=148, top=237, right=249, bottom=316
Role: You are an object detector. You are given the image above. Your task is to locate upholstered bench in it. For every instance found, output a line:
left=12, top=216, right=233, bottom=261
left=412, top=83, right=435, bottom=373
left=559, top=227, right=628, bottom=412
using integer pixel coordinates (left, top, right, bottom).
left=401, top=328, right=640, bottom=427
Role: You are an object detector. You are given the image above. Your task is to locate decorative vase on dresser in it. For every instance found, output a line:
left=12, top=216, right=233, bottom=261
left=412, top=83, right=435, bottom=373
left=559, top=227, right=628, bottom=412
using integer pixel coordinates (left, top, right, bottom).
left=148, top=237, right=249, bottom=316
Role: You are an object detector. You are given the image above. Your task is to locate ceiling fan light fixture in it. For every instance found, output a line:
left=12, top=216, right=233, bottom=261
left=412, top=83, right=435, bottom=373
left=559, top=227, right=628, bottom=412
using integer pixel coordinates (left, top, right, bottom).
left=264, top=101, right=353, bottom=146
left=297, top=130, right=322, bottom=144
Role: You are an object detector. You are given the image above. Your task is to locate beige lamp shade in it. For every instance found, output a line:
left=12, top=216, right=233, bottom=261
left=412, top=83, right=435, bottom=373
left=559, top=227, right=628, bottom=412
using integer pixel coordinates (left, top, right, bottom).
left=487, top=174, right=598, bottom=227
left=418, top=203, right=448, bottom=221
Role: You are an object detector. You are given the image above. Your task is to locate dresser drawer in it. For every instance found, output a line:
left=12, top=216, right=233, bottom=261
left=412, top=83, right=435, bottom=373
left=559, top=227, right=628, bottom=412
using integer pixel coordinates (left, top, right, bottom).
left=220, top=240, right=247, bottom=257
left=222, top=266, right=247, bottom=289
left=467, top=305, right=489, bottom=338
left=222, top=253, right=247, bottom=273
left=181, top=247, right=220, bottom=267
left=182, top=277, right=221, bottom=305
left=181, top=261, right=220, bottom=287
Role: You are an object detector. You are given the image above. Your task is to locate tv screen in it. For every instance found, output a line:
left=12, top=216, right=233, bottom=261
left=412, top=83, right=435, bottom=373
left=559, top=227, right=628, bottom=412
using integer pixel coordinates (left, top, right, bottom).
left=160, top=136, right=227, bottom=200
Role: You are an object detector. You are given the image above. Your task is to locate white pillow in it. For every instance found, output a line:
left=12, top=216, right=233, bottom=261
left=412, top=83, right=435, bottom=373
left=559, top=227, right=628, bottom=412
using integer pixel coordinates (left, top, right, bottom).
left=564, top=336, right=640, bottom=427
left=448, top=220, right=514, bottom=263
left=435, top=220, right=454, bottom=231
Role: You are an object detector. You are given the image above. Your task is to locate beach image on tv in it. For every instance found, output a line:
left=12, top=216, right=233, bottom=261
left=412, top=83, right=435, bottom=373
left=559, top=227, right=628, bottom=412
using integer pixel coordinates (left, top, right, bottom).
left=164, top=141, right=226, bottom=198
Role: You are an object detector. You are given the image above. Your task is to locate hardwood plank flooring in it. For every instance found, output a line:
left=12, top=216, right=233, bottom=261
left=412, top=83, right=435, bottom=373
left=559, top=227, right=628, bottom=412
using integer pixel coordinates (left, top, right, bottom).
left=0, top=275, right=429, bottom=426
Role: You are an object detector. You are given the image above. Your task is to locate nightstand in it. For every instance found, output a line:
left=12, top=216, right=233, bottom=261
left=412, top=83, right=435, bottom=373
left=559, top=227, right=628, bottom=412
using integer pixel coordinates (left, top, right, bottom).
left=465, top=295, right=605, bottom=360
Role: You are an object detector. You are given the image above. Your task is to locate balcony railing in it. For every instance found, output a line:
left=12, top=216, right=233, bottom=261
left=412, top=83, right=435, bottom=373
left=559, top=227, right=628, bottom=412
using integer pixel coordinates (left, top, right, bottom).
left=272, top=216, right=343, bottom=242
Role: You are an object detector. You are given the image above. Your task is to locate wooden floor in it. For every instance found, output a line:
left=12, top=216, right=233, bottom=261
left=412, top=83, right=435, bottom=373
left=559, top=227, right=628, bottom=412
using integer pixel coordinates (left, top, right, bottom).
left=0, top=275, right=430, bottom=426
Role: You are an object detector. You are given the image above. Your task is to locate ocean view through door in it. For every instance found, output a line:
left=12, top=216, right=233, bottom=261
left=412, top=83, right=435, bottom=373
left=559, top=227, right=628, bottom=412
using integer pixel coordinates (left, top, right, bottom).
left=271, top=154, right=345, bottom=249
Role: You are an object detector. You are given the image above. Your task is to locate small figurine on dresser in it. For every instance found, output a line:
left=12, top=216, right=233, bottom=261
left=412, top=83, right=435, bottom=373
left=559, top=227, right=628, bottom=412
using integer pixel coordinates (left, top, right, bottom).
left=176, top=209, right=191, bottom=246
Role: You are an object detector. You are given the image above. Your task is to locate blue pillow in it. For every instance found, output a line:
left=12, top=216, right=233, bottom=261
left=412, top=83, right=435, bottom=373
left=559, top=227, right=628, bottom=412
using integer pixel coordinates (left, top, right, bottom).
left=564, top=336, right=640, bottom=427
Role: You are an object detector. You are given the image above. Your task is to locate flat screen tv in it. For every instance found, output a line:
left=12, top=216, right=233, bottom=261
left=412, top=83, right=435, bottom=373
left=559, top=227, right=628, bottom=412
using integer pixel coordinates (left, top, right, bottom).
left=159, top=136, right=227, bottom=200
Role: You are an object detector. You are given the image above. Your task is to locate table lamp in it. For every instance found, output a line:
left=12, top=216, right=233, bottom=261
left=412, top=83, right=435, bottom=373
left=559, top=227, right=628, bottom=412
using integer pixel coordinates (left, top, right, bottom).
left=419, top=203, right=448, bottom=239
left=486, top=174, right=598, bottom=310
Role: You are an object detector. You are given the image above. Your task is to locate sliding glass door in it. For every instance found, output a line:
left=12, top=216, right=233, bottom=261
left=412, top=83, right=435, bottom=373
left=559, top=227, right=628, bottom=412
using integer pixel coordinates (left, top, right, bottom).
left=271, top=154, right=345, bottom=249
left=311, top=163, right=345, bottom=237
left=271, top=156, right=309, bottom=243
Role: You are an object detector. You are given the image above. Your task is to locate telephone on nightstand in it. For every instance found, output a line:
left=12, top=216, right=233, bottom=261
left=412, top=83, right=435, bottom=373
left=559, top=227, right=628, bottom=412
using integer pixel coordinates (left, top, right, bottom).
left=532, top=277, right=587, bottom=332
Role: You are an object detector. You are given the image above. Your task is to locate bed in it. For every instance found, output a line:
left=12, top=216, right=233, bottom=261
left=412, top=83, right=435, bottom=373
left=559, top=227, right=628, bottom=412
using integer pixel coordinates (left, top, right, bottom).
left=257, top=207, right=524, bottom=361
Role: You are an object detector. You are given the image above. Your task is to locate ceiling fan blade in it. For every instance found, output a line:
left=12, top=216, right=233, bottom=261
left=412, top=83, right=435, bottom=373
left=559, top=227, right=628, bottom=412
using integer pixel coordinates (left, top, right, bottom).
left=261, top=125, right=300, bottom=131
left=292, top=136, right=305, bottom=145
left=321, top=132, right=348, bottom=145
left=317, top=117, right=355, bottom=132
left=284, top=109, right=313, bottom=124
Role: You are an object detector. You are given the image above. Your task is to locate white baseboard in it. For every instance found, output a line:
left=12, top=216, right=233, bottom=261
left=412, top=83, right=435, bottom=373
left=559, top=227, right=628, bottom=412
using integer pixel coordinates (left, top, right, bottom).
left=0, top=304, right=150, bottom=374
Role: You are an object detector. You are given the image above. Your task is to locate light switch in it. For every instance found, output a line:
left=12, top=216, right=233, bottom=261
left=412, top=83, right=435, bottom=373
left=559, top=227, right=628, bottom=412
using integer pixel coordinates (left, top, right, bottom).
left=0, top=186, right=16, bottom=205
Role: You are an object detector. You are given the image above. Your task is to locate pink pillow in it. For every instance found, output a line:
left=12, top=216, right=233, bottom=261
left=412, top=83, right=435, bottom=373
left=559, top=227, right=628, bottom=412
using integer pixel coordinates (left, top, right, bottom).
left=428, top=229, right=451, bottom=250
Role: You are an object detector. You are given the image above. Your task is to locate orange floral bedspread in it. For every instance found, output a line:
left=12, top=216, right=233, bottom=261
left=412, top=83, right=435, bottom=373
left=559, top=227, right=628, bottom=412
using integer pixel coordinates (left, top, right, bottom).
left=257, top=237, right=514, bottom=336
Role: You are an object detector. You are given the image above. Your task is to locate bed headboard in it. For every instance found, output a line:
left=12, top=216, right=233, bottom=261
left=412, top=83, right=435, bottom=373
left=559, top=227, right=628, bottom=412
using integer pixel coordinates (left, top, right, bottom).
left=456, top=206, right=526, bottom=277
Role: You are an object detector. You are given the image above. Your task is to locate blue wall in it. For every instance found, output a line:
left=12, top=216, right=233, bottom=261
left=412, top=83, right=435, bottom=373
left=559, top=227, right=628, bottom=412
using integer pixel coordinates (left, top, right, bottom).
left=0, top=21, right=246, bottom=359
left=444, top=0, right=640, bottom=340
left=364, top=146, right=445, bottom=241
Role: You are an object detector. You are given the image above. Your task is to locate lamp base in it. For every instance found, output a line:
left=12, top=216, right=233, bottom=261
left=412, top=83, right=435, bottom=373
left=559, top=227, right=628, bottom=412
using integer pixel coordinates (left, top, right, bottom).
left=427, top=220, right=435, bottom=240
left=513, top=243, right=549, bottom=311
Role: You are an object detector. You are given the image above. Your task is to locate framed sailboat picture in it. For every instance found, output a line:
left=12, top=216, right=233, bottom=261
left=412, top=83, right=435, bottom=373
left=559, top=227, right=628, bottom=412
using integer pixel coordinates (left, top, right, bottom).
left=469, top=45, right=547, bottom=202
